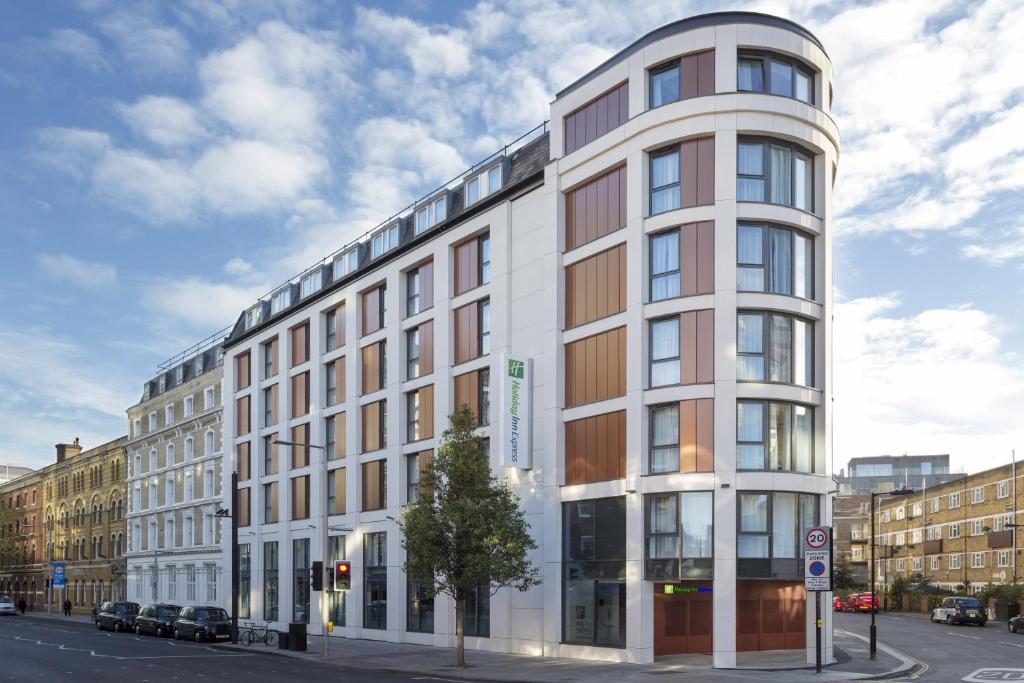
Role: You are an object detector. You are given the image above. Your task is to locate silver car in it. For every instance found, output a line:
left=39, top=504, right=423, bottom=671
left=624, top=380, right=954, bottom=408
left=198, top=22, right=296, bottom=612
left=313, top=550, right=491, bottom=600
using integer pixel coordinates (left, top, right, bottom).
left=0, top=596, right=16, bottom=616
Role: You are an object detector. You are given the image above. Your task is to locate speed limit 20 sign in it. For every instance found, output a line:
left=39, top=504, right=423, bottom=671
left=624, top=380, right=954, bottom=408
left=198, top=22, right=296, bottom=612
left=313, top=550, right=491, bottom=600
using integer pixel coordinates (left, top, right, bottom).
left=805, top=527, right=830, bottom=549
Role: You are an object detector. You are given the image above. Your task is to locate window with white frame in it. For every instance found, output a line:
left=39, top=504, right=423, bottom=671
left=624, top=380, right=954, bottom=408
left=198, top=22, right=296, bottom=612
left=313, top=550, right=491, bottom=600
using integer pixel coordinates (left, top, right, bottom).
left=149, top=449, right=158, bottom=472
left=998, top=550, right=1010, bottom=567
left=895, top=531, right=905, bottom=546
left=895, top=506, right=905, bottom=520
left=167, top=565, right=176, bottom=600
left=300, top=270, right=323, bottom=298
left=926, top=525, right=942, bottom=540
left=205, top=563, right=217, bottom=601
left=185, top=437, right=193, bottom=461
left=270, top=287, right=292, bottom=314
left=186, top=564, right=196, bottom=601
left=205, top=430, right=215, bottom=456
left=371, top=223, right=399, bottom=258
left=896, top=558, right=905, bottom=572
left=882, top=510, right=890, bottom=522
left=912, top=502, right=922, bottom=517
left=415, top=195, right=446, bottom=234
left=166, top=442, right=175, bottom=466
left=165, top=516, right=175, bottom=548
left=971, top=487, right=984, bottom=504
left=948, top=522, right=961, bottom=539
left=998, top=480, right=1010, bottom=499
left=851, top=546, right=864, bottom=561
left=929, top=497, right=939, bottom=513
left=184, top=396, right=193, bottom=417
left=970, top=552, right=985, bottom=568
left=465, top=164, right=502, bottom=205
left=166, top=474, right=175, bottom=505
left=133, top=419, right=141, bottom=437
left=649, top=318, right=680, bottom=387
left=911, top=529, right=922, bottom=544
left=970, top=519, right=984, bottom=536
left=949, top=492, right=961, bottom=509
left=148, top=412, right=157, bottom=431
left=912, top=557, right=922, bottom=571
left=204, top=387, right=215, bottom=409
left=930, top=555, right=940, bottom=571
left=334, top=249, right=359, bottom=280
left=994, top=514, right=1013, bottom=532
left=176, top=366, right=184, bottom=384
left=949, top=554, right=961, bottom=569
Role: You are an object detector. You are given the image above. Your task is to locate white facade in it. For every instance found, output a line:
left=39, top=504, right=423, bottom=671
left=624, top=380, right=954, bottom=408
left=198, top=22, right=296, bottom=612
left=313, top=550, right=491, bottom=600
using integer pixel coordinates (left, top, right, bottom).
left=222, top=13, right=837, bottom=668
left=125, top=346, right=225, bottom=608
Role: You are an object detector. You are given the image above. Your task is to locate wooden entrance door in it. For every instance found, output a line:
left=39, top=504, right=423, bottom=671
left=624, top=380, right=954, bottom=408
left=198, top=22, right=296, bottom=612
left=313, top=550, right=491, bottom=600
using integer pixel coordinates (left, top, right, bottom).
left=653, top=582, right=713, bottom=655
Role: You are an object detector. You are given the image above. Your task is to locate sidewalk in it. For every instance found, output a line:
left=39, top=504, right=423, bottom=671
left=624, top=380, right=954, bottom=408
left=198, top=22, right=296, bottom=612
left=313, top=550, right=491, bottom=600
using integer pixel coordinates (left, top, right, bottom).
left=16, top=609, right=94, bottom=625
left=212, top=629, right=919, bottom=682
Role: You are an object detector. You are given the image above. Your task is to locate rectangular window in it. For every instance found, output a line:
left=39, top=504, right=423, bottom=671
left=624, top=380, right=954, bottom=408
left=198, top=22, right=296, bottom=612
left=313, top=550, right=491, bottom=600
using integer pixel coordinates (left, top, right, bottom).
left=407, top=578, right=435, bottom=633
left=371, top=223, right=399, bottom=258
left=454, top=299, right=489, bottom=364
left=263, top=435, right=279, bottom=475
left=971, top=487, right=984, bottom=504
left=406, top=386, right=435, bottom=442
left=737, top=57, right=765, bottom=92
left=649, top=63, right=679, bottom=108
left=479, top=300, right=491, bottom=355
left=325, top=360, right=338, bottom=406
left=263, top=482, right=279, bottom=523
left=415, top=195, right=446, bottom=235
left=736, top=312, right=813, bottom=386
left=738, top=54, right=813, bottom=104
left=562, top=497, right=626, bottom=647
left=327, top=467, right=346, bottom=515
left=407, top=269, right=421, bottom=317
left=998, top=550, right=1010, bottom=567
left=361, top=400, right=386, bottom=453
left=948, top=523, right=961, bottom=539
left=949, top=554, right=961, bottom=569
left=737, top=491, right=818, bottom=578
left=930, top=555, right=940, bottom=571
left=361, top=459, right=386, bottom=511
left=650, top=149, right=680, bottom=214
left=649, top=318, right=680, bottom=387
left=270, top=287, right=291, bottom=315
left=263, top=386, right=276, bottom=426
left=407, top=451, right=431, bottom=504
left=292, top=538, right=310, bottom=623
left=998, top=481, right=1010, bottom=498
left=364, top=532, right=387, bottom=630
left=737, top=401, right=813, bottom=473
left=649, top=404, right=679, bottom=474
left=407, top=328, right=419, bottom=380
left=737, top=138, right=813, bottom=211
left=290, top=322, right=310, bottom=367
left=300, top=270, right=322, bottom=298
left=263, top=540, right=278, bottom=621
left=237, top=545, right=250, bottom=618
left=650, top=230, right=680, bottom=301
left=644, top=491, right=713, bottom=579
left=949, top=492, right=961, bottom=509
left=461, top=584, right=490, bottom=638
left=970, top=519, right=984, bottom=536
left=291, top=475, right=309, bottom=520
left=325, top=304, right=345, bottom=352
left=970, top=552, right=985, bottom=569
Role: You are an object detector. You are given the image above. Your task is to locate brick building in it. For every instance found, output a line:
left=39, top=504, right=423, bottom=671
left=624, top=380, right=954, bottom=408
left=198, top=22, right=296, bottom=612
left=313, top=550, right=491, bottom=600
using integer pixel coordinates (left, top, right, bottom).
left=0, top=469, right=44, bottom=607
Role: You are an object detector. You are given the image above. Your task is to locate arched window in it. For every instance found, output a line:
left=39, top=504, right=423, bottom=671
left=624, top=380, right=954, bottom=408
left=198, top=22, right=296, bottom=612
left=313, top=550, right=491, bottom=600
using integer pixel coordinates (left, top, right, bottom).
left=166, top=442, right=175, bottom=466
left=205, top=430, right=215, bottom=456
left=184, top=437, right=193, bottom=461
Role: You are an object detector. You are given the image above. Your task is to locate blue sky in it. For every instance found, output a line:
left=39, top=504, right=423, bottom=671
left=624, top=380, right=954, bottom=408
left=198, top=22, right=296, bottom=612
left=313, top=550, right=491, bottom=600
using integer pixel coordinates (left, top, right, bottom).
left=1, top=0, right=1022, bottom=473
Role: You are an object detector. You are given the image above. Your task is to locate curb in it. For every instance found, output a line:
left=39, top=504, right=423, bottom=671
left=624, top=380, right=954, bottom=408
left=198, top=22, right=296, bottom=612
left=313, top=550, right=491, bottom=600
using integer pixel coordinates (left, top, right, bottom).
left=833, top=628, right=925, bottom=680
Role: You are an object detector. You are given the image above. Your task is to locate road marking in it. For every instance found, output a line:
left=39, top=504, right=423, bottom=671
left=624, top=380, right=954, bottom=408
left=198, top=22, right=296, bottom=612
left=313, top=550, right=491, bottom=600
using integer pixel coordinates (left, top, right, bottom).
left=1000, top=641, right=1024, bottom=648
left=947, top=631, right=981, bottom=639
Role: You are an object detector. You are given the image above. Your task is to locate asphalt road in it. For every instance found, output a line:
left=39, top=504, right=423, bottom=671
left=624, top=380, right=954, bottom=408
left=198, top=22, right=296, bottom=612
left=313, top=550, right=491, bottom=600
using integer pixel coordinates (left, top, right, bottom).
left=0, top=615, right=470, bottom=683
left=835, top=610, right=1024, bottom=681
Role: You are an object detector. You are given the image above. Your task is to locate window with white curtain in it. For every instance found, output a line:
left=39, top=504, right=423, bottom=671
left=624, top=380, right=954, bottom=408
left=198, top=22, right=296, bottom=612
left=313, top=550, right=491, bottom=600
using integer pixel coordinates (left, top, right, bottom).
left=737, top=53, right=814, bottom=104
left=649, top=405, right=679, bottom=474
left=737, top=401, right=814, bottom=472
left=649, top=318, right=680, bottom=387
left=736, top=224, right=813, bottom=298
left=737, top=312, right=813, bottom=386
left=650, top=230, right=680, bottom=301
left=650, top=149, right=680, bottom=214
left=738, top=491, right=818, bottom=578
left=736, top=138, right=813, bottom=212
left=644, top=491, right=713, bottom=579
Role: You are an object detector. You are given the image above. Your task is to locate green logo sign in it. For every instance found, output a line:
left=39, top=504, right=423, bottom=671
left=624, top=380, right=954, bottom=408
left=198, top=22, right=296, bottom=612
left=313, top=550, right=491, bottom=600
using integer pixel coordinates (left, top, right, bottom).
left=508, top=359, right=524, bottom=379
left=664, top=585, right=674, bottom=595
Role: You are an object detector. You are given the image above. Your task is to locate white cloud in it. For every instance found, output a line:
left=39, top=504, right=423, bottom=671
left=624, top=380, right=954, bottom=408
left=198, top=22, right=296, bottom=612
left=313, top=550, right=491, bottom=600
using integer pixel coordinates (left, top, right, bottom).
left=962, top=227, right=1024, bottom=265
left=834, top=295, right=1024, bottom=472
left=97, top=11, right=191, bottom=74
left=223, top=257, right=253, bottom=276
left=356, top=8, right=471, bottom=79
left=49, top=28, right=110, bottom=72
left=36, top=253, right=117, bottom=289
left=93, top=149, right=198, bottom=222
left=142, top=277, right=267, bottom=329
left=117, top=96, right=207, bottom=148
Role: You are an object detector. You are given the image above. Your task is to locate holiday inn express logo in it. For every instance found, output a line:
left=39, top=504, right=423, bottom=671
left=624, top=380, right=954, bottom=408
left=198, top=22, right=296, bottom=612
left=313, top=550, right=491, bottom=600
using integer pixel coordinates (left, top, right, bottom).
left=508, top=359, right=524, bottom=379
left=502, top=355, right=531, bottom=469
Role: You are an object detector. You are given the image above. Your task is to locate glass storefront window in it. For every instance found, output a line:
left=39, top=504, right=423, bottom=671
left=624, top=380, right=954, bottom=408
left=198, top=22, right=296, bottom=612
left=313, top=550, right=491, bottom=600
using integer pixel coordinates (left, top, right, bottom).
left=737, top=492, right=819, bottom=578
left=645, top=492, right=713, bottom=580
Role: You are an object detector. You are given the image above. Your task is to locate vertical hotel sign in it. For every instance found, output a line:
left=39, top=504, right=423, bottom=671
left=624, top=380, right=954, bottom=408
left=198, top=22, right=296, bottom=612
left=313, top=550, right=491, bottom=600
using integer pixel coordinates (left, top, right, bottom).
left=502, top=355, right=532, bottom=469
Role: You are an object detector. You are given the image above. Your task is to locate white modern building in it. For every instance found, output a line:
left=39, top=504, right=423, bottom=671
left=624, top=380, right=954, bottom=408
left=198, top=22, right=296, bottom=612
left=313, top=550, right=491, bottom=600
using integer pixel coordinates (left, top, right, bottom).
left=125, top=340, right=226, bottom=608
left=221, top=12, right=838, bottom=668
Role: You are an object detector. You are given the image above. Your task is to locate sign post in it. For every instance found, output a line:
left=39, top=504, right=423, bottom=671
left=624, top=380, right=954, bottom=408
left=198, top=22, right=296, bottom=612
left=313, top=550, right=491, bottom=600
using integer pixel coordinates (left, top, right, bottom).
left=804, top=526, right=832, bottom=674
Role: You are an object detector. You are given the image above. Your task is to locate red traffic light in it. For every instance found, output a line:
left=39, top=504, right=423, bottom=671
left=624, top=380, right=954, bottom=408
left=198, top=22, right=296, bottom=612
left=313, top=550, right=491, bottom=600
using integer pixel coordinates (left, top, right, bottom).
left=333, top=560, right=352, bottom=590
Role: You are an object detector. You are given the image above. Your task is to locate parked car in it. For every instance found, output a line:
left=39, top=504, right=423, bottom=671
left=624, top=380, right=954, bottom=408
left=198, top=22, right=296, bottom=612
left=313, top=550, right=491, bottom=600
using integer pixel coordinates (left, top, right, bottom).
left=95, top=601, right=140, bottom=632
left=173, top=606, right=232, bottom=642
left=851, top=593, right=879, bottom=613
left=931, top=596, right=987, bottom=626
left=134, top=603, right=181, bottom=637
left=832, top=595, right=850, bottom=611
left=0, top=596, right=16, bottom=616
left=1008, top=614, right=1024, bottom=633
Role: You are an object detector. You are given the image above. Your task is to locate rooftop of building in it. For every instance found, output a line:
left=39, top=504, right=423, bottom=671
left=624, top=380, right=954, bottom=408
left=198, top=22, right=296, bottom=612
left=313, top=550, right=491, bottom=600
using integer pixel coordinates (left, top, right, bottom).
left=554, top=11, right=827, bottom=99
left=223, top=123, right=551, bottom=349
left=131, top=337, right=225, bottom=408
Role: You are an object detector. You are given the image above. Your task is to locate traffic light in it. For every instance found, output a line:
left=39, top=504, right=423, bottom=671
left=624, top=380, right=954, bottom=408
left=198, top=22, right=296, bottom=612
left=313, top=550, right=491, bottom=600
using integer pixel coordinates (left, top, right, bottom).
left=333, top=560, right=351, bottom=591
left=311, top=560, right=323, bottom=591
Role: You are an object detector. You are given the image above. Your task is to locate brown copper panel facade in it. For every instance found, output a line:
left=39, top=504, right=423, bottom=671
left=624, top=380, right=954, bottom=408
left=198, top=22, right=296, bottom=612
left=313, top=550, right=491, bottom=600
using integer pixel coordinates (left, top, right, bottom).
left=453, top=301, right=480, bottom=365
left=237, top=441, right=251, bottom=482
left=679, top=49, right=715, bottom=99
left=361, top=286, right=383, bottom=337
left=678, top=310, right=714, bottom=385
left=291, top=475, right=309, bottom=520
left=361, top=342, right=383, bottom=395
left=333, top=303, right=346, bottom=348
left=362, top=400, right=384, bottom=453
left=678, top=136, right=715, bottom=209
left=266, top=338, right=278, bottom=377
left=291, top=423, right=309, bottom=468
left=266, top=436, right=279, bottom=475
left=290, top=371, right=309, bottom=418
left=236, top=396, right=250, bottom=436
left=418, top=320, right=434, bottom=376
left=736, top=581, right=806, bottom=652
left=419, top=261, right=434, bottom=310
left=361, top=459, right=385, bottom=511
left=419, top=384, right=434, bottom=440
left=453, top=237, right=480, bottom=296
left=653, top=581, right=713, bottom=655
left=679, top=398, right=714, bottom=473
left=564, top=81, right=628, bottom=155
left=564, top=410, right=626, bottom=485
left=565, top=165, right=627, bottom=251
left=565, top=326, right=626, bottom=407
left=235, top=351, right=251, bottom=390
left=334, top=356, right=347, bottom=404
left=680, top=221, right=715, bottom=297
left=266, top=481, right=279, bottom=523
left=266, top=383, right=278, bottom=425
left=331, top=468, right=347, bottom=514
left=237, top=487, right=251, bottom=527
left=290, top=322, right=309, bottom=367
left=565, top=243, right=626, bottom=328
left=332, top=412, right=347, bottom=460
left=454, top=370, right=480, bottom=423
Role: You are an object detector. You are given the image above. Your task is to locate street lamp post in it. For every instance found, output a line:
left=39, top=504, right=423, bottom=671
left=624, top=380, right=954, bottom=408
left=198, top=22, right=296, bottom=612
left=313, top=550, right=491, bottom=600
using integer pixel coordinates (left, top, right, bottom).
left=870, top=487, right=914, bottom=660
left=274, top=439, right=330, bottom=658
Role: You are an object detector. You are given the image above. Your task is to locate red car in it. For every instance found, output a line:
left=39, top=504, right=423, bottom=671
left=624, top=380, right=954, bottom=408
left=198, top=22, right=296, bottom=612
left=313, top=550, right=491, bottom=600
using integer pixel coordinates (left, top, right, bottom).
left=851, top=593, right=879, bottom=613
left=833, top=595, right=850, bottom=611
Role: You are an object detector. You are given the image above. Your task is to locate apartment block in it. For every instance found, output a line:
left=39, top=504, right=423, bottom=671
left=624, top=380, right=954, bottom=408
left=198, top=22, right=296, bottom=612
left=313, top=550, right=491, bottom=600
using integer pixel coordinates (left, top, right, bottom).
left=124, top=342, right=225, bottom=607
left=221, top=12, right=838, bottom=667
left=873, top=461, right=1022, bottom=595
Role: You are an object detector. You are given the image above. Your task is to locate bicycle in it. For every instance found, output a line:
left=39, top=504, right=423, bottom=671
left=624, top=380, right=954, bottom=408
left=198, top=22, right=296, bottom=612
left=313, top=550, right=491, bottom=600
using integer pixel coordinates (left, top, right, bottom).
left=240, top=621, right=279, bottom=647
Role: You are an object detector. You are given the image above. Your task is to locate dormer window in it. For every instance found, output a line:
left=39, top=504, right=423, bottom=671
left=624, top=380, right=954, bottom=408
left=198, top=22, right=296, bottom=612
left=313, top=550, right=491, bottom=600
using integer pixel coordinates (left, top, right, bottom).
left=300, top=269, right=323, bottom=298
left=415, top=195, right=447, bottom=235
left=195, top=354, right=205, bottom=374
left=158, top=376, right=166, bottom=392
left=245, top=305, right=264, bottom=330
left=143, top=384, right=151, bottom=400
left=270, top=288, right=292, bottom=315
left=176, top=366, right=184, bottom=384
left=465, top=164, right=503, bottom=205
left=371, top=223, right=399, bottom=258
left=334, top=248, right=360, bottom=280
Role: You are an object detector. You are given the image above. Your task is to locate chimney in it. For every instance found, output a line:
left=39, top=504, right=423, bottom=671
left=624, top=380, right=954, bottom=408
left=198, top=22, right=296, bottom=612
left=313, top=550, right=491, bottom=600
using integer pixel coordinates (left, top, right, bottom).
left=55, top=437, right=83, bottom=463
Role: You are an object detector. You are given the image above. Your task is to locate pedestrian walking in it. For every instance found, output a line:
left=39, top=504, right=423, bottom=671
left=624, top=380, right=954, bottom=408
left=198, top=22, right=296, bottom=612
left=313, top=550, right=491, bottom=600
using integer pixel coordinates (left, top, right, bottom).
left=17, top=598, right=26, bottom=615
left=63, top=599, right=71, bottom=617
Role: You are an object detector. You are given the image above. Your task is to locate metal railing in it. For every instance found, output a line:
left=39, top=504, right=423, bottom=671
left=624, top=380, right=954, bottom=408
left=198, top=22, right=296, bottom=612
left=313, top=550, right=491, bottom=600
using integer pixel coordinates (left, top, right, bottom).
left=156, top=325, right=231, bottom=372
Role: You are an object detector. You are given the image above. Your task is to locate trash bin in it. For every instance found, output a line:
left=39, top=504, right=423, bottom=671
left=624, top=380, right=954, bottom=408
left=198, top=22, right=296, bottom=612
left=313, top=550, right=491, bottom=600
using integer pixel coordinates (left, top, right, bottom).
left=288, top=622, right=307, bottom=652
left=277, top=631, right=290, bottom=650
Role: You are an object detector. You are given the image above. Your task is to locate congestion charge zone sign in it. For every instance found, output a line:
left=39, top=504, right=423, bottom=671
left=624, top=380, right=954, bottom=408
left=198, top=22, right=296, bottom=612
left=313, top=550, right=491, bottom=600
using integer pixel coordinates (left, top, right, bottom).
left=803, top=526, right=832, bottom=592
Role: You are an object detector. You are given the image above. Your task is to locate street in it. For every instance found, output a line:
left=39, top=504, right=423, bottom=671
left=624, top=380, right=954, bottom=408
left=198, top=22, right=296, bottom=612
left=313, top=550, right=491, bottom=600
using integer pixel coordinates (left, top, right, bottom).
left=836, top=610, right=1024, bottom=681
left=0, top=616, right=455, bottom=683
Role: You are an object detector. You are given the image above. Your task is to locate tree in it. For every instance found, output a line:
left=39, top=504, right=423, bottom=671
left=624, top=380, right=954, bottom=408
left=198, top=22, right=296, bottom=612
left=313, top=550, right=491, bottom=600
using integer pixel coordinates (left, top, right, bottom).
left=401, top=407, right=540, bottom=667
left=0, top=507, right=27, bottom=571
left=832, top=561, right=864, bottom=592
